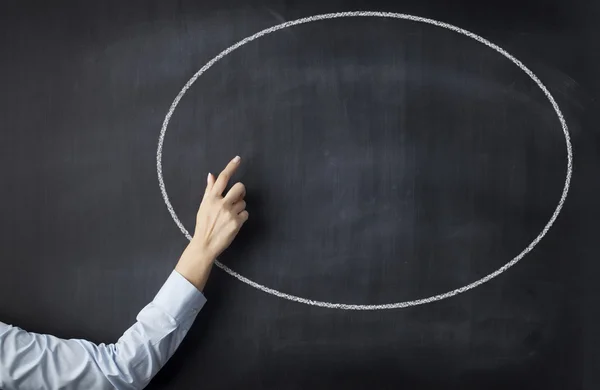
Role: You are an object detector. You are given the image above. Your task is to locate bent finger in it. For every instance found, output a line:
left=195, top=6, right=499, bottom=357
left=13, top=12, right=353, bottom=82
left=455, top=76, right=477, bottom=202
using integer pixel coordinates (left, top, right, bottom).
left=224, top=182, right=246, bottom=204
left=231, top=200, right=246, bottom=214
left=238, top=210, right=249, bottom=223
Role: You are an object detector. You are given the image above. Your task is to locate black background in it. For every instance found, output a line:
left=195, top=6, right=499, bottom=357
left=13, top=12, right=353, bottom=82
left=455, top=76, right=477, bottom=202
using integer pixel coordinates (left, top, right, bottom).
left=1, top=0, right=599, bottom=389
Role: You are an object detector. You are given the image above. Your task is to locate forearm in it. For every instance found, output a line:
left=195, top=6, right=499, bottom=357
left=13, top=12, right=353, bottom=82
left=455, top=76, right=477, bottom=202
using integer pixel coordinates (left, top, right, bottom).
left=0, top=270, right=206, bottom=390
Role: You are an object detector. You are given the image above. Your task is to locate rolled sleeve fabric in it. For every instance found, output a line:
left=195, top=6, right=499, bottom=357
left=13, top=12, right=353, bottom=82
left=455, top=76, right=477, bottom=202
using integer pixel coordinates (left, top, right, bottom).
left=0, top=270, right=206, bottom=390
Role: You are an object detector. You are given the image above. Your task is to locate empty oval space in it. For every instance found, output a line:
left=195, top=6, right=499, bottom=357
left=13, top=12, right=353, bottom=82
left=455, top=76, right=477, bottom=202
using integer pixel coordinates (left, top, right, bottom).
left=161, top=16, right=568, bottom=306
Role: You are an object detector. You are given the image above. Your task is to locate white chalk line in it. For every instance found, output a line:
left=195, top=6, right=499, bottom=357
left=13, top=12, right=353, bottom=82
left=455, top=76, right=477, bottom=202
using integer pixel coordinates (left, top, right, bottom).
left=157, top=11, right=573, bottom=310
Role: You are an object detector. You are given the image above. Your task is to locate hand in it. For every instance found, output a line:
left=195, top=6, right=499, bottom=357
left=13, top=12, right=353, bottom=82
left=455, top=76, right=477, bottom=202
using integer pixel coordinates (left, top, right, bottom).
left=175, top=156, right=249, bottom=291
left=193, top=155, right=249, bottom=259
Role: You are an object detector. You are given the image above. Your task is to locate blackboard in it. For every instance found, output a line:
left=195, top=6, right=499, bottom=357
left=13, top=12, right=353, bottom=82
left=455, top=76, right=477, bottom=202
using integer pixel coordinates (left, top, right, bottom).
left=1, top=0, right=599, bottom=388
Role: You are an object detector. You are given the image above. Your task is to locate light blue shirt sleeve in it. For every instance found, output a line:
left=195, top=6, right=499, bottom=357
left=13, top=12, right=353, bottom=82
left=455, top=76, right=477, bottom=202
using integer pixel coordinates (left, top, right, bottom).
left=0, top=270, right=206, bottom=390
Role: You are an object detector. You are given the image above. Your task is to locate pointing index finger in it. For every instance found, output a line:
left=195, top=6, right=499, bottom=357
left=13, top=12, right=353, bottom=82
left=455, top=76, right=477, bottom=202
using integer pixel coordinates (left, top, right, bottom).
left=212, top=156, right=241, bottom=196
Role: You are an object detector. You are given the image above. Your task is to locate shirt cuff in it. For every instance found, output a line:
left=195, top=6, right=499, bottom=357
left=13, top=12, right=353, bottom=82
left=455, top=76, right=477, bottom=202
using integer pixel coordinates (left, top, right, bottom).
left=151, top=270, right=207, bottom=325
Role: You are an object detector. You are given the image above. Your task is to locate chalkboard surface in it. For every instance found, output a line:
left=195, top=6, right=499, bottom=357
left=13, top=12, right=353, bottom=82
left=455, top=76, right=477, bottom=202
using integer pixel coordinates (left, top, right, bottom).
left=1, top=0, right=598, bottom=389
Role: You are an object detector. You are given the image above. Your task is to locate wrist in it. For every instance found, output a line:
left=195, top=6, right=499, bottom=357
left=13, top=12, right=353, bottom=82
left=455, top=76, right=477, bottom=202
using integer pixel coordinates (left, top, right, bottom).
left=174, top=240, right=215, bottom=291
left=187, top=238, right=215, bottom=263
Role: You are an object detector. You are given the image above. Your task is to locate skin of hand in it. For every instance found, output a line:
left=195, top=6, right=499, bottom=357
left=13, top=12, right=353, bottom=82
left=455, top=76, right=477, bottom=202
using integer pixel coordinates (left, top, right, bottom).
left=174, top=156, right=249, bottom=291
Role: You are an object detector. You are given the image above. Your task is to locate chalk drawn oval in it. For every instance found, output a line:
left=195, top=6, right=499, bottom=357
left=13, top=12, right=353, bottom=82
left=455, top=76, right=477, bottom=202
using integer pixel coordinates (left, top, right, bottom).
left=157, top=11, right=573, bottom=310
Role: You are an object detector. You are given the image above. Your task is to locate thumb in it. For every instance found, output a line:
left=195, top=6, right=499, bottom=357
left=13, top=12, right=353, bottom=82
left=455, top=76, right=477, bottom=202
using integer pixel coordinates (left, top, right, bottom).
left=203, top=172, right=215, bottom=199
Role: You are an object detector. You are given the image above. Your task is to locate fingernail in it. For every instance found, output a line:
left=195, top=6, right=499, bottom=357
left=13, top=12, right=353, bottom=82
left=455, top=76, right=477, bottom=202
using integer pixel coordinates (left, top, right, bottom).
left=233, top=155, right=241, bottom=163
left=207, top=172, right=211, bottom=182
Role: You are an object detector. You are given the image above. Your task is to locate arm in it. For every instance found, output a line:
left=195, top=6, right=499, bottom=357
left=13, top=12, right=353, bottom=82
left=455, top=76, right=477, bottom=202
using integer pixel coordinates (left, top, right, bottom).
left=0, top=156, right=248, bottom=390
left=0, top=267, right=205, bottom=390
